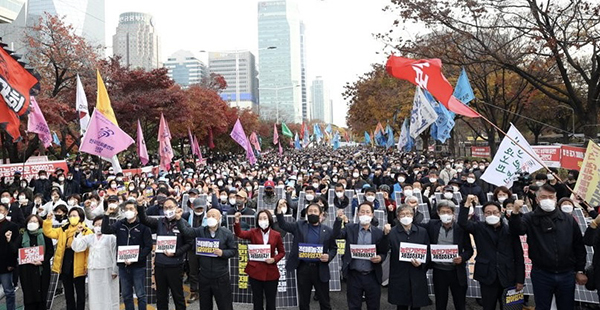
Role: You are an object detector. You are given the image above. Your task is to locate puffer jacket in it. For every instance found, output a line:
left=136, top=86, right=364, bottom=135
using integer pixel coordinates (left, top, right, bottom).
left=43, top=219, right=93, bottom=277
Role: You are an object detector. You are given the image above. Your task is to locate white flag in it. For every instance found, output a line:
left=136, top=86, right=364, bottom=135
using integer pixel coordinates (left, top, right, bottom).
left=397, top=118, right=410, bottom=151
left=481, top=124, right=544, bottom=188
left=76, top=74, right=90, bottom=135
left=409, top=87, right=438, bottom=138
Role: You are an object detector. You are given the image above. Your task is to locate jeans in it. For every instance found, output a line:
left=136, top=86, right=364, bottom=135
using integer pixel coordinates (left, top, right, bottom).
left=0, top=272, right=15, bottom=310
left=530, top=268, right=575, bottom=310
left=119, top=265, right=147, bottom=310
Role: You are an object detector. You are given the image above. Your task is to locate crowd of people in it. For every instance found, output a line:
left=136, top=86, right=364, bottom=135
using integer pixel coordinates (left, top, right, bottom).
left=0, top=146, right=595, bottom=310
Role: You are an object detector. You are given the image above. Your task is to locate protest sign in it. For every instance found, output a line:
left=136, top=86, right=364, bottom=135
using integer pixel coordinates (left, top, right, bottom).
left=431, top=244, right=459, bottom=263
left=502, top=287, right=524, bottom=310
left=117, top=245, right=140, bottom=263
left=195, top=238, right=220, bottom=257
left=298, top=243, right=323, bottom=261
left=18, top=246, right=44, bottom=265
left=248, top=244, right=271, bottom=262
left=156, top=236, right=177, bottom=253
left=349, top=244, right=376, bottom=260
left=399, top=242, right=427, bottom=264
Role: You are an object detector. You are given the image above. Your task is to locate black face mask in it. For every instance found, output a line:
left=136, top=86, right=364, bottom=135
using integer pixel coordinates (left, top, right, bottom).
left=265, top=190, right=274, bottom=197
left=307, top=214, right=320, bottom=224
left=55, top=215, right=64, bottom=222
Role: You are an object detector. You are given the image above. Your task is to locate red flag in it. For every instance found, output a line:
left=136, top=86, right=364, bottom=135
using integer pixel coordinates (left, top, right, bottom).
left=192, top=135, right=203, bottom=162
left=344, top=131, right=350, bottom=142
left=158, top=113, right=173, bottom=171
left=273, top=123, right=279, bottom=145
left=207, top=127, right=215, bottom=149
left=386, top=56, right=480, bottom=118
left=137, top=120, right=149, bottom=165
left=249, top=132, right=261, bottom=152
left=300, top=122, right=305, bottom=140
left=278, top=142, right=283, bottom=156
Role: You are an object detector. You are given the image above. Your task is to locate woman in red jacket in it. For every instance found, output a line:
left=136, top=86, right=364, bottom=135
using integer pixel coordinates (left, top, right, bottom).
left=234, top=209, right=285, bottom=310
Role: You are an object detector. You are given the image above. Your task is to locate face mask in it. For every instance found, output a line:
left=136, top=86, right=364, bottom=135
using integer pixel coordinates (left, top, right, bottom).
left=194, top=210, right=204, bottom=216
left=468, top=207, right=474, bottom=216
left=445, top=165, right=451, bottom=170
left=440, top=214, right=453, bottom=224
left=21, top=182, right=28, bottom=188
left=66, top=200, right=75, bottom=207
left=219, top=195, right=227, bottom=202
left=58, top=177, right=65, bottom=182
left=124, top=210, right=136, bottom=220
left=443, top=192, right=453, bottom=199
left=561, top=204, right=573, bottom=214
left=164, top=209, right=175, bottom=219
left=94, top=226, right=102, bottom=235
left=129, top=186, right=135, bottom=191
left=206, top=217, right=218, bottom=227
left=404, top=190, right=413, bottom=197
left=398, top=177, right=405, bottom=183
left=55, top=214, right=64, bottom=222
left=539, top=199, right=556, bottom=212
left=246, top=186, right=252, bottom=192
left=479, top=166, right=485, bottom=170
left=332, top=178, right=338, bottom=183
left=229, top=198, right=237, bottom=205
left=430, top=178, right=438, bottom=183
left=359, top=215, right=372, bottom=225
left=0, top=197, right=10, bottom=204
left=69, top=217, right=80, bottom=226
left=536, top=181, right=545, bottom=187
left=366, top=195, right=375, bottom=202
left=111, top=184, right=117, bottom=189
left=453, top=186, right=459, bottom=192
left=413, top=188, right=421, bottom=194
left=39, top=175, right=47, bottom=180
left=307, top=214, right=320, bottom=224
left=335, top=191, right=344, bottom=199
left=485, top=215, right=500, bottom=225
left=498, top=196, right=508, bottom=203
left=305, top=194, right=315, bottom=201
left=116, top=177, right=123, bottom=182
left=467, top=178, right=476, bottom=184
left=19, top=196, right=27, bottom=204
left=27, top=222, right=39, bottom=231
left=400, top=216, right=413, bottom=226
left=140, top=183, right=146, bottom=188
left=258, top=220, right=270, bottom=230
left=108, top=203, right=118, bottom=210
left=0, top=214, right=4, bottom=221
left=352, top=172, right=359, bottom=178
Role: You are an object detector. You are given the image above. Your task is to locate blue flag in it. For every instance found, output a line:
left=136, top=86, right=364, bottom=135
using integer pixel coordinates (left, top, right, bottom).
left=423, top=89, right=455, bottom=143
left=450, top=68, right=475, bottom=119
left=52, top=131, right=61, bottom=146
left=313, top=124, right=323, bottom=142
left=397, top=118, right=414, bottom=152
left=385, top=125, right=395, bottom=149
left=364, top=131, right=371, bottom=145
left=294, top=132, right=301, bottom=149
left=332, top=131, right=340, bottom=150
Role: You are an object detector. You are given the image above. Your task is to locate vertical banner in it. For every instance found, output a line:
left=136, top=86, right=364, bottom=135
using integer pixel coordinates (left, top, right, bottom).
left=573, top=141, right=600, bottom=207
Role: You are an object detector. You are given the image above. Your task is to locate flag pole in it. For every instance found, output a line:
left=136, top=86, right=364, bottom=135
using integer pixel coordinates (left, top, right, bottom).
left=468, top=103, right=589, bottom=208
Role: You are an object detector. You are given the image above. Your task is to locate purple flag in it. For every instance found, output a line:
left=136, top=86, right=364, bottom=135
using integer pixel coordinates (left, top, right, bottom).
left=26, top=96, right=52, bottom=148
left=80, top=110, right=134, bottom=158
left=158, top=113, right=173, bottom=171
left=230, top=119, right=256, bottom=165
left=137, top=120, right=149, bottom=165
left=193, top=135, right=203, bottom=162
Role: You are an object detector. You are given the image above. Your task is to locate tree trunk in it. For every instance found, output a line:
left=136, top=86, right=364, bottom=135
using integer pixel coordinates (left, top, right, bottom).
left=582, top=102, right=599, bottom=139
left=488, top=129, right=497, bottom=156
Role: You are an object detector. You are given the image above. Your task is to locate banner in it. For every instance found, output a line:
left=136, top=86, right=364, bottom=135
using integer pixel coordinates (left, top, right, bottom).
left=531, top=146, right=561, bottom=168
left=298, top=243, right=323, bottom=261
left=349, top=244, right=376, bottom=260
left=155, top=236, right=177, bottom=253
left=560, top=145, right=585, bottom=170
left=430, top=244, right=459, bottom=263
left=195, top=238, right=219, bottom=257
left=399, top=242, right=427, bottom=263
left=0, top=160, right=67, bottom=181
left=471, top=146, right=491, bottom=158
left=573, top=141, right=600, bottom=207
left=281, top=122, right=293, bottom=138
left=158, top=113, right=174, bottom=171
left=18, top=246, right=44, bottom=265
left=27, top=96, right=52, bottom=148
left=248, top=244, right=271, bottom=262
left=481, top=124, right=544, bottom=188
left=75, top=74, right=90, bottom=135
left=117, top=245, right=140, bottom=263
left=137, top=120, right=149, bottom=166
left=230, top=118, right=256, bottom=165
left=79, top=110, right=135, bottom=158
left=409, top=87, right=438, bottom=139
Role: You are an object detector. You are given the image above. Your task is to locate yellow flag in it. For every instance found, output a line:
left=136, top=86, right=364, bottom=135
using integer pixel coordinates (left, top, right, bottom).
left=96, top=70, right=118, bottom=126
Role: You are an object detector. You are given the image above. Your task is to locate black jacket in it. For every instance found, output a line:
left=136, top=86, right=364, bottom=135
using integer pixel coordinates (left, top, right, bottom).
left=584, top=225, right=600, bottom=290
left=177, top=221, right=237, bottom=279
left=0, top=219, right=19, bottom=273
left=101, top=216, right=153, bottom=268
left=332, top=219, right=389, bottom=284
left=509, top=208, right=586, bottom=273
left=459, top=183, right=486, bottom=205
left=420, top=219, right=474, bottom=286
left=458, top=207, right=524, bottom=288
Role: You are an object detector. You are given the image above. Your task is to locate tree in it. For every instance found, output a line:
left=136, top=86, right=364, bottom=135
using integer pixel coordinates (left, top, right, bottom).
left=382, top=0, right=600, bottom=137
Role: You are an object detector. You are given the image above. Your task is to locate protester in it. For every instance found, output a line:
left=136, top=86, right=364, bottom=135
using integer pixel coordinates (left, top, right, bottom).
left=182, top=198, right=208, bottom=302
left=0, top=203, right=19, bottom=310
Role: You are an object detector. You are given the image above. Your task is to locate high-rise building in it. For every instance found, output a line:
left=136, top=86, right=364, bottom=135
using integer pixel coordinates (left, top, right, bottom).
left=257, top=0, right=305, bottom=123
left=310, top=76, right=330, bottom=123
left=164, top=50, right=207, bottom=88
left=0, top=0, right=105, bottom=55
left=0, top=0, right=24, bottom=24
left=208, top=51, right=259, bottom=112
left=112, top=12, right=160, bottom=71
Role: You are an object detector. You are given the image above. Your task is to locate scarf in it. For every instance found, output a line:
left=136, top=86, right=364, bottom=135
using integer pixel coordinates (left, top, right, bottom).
left=334, top=196, right=349, bottom=209
left=532, top=206, right=559, bottom=233
left=22, top=229, right=45, bottom=272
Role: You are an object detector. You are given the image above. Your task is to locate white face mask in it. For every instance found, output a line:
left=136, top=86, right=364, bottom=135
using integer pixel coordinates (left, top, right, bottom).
left=124, top=210, right=136, bottom=220
left=400, top=216, right=413, bottom=226
left=485, top=215, right=500, bottom=225
left=258, top=220, right=270, bottom=230
left=220, top=195, right=227, bottom=202
left=335, top=191, right=345, bottom=199
left=467, top=178, right=476, bottom=184
left=443, top=192, right=453, bottom=199
left=413, top=188, right=421, bottom=194
left=561, top=204, right=574, bottom=214
left=194, top=210, right=204, bottom=216
left=108, top=203, right=118, bottom=210
left=359, top=215, right=372, bottom=225
left=280, top=207, right=288, bottom=214
left=164, top=209, right=176, bottom=219
left=536, top=181, right=545, bottom=187
left=429, top=178, right=438, bottom=183
left=94, top=226, right=102, bottom=235
left=27, top=222, right=39, bottom=231
left=229, top=198, right=237, bottom=205
left=453, top=186, right=460, bottom=193
left=539, top=199, right=556, bottom=212
left=365, top=195, right=375, bottom=202
left=305, top=194, right=315, bottom=201
left=185, top=186, right=191, bottom=191
left=0, top=197, right=10, bottom=204
left=440, top=214, right=453, bottom=224
left=68, top=200, right=76, bottom=207
left=58, top=177, right=65, bottom=182
left=19, top=197, right=28, bottom=204
left=468, top=206, right=474, bottom=216
left=206, top=217, right=218, bottom=227
left=352, top=172, right=359, bottom=178
left=404, top=190, right=413, bottom=197
left=497, top=196, right=508, bottom=203
left=398, top=177, right=405, bottom=183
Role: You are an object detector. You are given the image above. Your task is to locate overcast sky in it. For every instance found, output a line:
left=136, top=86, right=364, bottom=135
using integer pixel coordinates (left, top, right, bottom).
left=105, top=0, right=404, bottom=127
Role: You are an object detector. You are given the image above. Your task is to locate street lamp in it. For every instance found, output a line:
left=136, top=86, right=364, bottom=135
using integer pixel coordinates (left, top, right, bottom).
left=557, top=104, right=575, bottom=136
left=259, top=84, right=300, bottom=124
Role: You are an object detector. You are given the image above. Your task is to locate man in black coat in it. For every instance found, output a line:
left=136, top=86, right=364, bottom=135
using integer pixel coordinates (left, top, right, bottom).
left=0, top=203, right=19, bottom=310
left=509, top=184, right=587, bottom=310
left=458, top=199, right=524, bottom=310
left=332, top=202, right=388, bottom=310
left=276, top=202, right=337, bottom=310
left=420, top=199, right=473, bottom=310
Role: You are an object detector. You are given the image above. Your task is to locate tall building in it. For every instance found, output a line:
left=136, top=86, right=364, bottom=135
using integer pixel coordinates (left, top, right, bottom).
left=208, top=51, right=259, bottom=111
left=310, top=76, right=330, bottom=123
left=164, top=50, right=207, bottom=88
left=112, top=12, right=160, bottom=71
left=0, top=0, right=24, bottom=24
left=257, top=0, right=306, bottom=123
left=0, top=0, right=105, bottom=55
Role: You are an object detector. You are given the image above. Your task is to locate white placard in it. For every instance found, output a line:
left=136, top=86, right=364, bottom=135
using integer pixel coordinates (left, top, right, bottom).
left=399, top=242, right=427, bottom=264
left=117, top=245, right=140, bottom=263
left=430, top=244, right=458, bottom=263
left=349, top=244, right=376, bottom=260
left=248, top=244, right=271, bottom=261
left=156, top=236, right=177, bottom=253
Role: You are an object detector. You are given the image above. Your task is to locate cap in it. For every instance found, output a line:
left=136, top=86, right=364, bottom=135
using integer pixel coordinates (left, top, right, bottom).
left=188, top=188, right=200, bottom=195
left=107, top=195, right=119, bottom=202
left=14, top=171, right=21, bottom=175
left=192, top=198, right=205, bottom=209
left=236, top=190, right=248, bottom=199
left=443, top=185, right=454, bottom=192
left=264, top=180, right=275, bottom=189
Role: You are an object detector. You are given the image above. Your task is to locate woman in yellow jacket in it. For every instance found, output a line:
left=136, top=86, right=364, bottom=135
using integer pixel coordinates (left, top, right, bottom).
left=43, top=206, right=92, bottom=310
